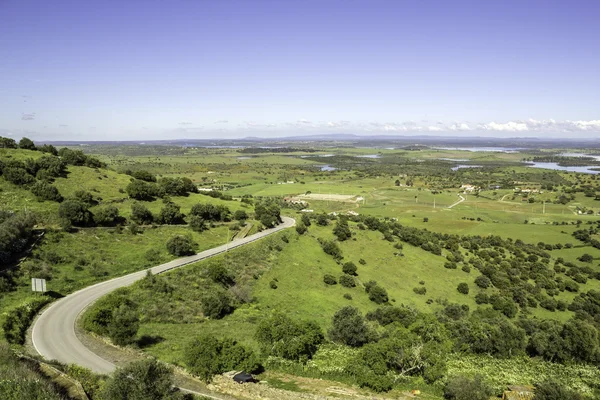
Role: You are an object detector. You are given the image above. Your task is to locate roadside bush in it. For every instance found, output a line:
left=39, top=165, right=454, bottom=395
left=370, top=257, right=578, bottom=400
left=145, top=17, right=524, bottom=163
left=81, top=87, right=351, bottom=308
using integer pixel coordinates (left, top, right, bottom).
left=166, top=235, right=196, bottom=256
left=107, top=303, right=139, bottom=346
left=2, top=297, right=51, bottom=344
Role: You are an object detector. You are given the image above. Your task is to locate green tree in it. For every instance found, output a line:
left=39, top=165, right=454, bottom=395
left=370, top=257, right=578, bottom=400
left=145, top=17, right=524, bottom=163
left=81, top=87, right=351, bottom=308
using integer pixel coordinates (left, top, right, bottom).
left=329, top=306, right=372, bottom=347
left=58, top=199, right=94, bottom=227
left=18, top=137, right=36, bottom=150
left=94, top=206, right=121, bottom=226
left=126, top=179, right=158, bottom=200
left=157, top=202, right=185, bottom=225
left=166, top=235, right=196, bottom=256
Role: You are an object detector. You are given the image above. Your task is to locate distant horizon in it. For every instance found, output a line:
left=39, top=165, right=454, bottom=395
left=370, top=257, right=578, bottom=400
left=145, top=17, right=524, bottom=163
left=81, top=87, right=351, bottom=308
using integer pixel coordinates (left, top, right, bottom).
left=28, top=132, right=600, bottom=145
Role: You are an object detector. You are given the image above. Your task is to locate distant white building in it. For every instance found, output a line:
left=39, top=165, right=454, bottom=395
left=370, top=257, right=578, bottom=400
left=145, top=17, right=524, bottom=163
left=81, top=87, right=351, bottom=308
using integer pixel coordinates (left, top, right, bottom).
left=461, top=184, right=478, bottom=193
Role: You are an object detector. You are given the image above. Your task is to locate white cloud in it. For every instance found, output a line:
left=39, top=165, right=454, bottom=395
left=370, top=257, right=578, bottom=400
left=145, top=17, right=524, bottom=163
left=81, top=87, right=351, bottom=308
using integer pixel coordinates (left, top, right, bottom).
left=479, top=121, right=529, bottom=132
left=449, top=123, right=472, bottom=131
left=427, top=126, right=443, bottom=132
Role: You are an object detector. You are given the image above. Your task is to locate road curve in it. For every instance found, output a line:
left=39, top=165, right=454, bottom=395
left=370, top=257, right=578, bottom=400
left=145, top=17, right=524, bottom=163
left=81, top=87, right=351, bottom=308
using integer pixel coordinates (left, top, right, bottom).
left=32, top=217, right=295, bottom=374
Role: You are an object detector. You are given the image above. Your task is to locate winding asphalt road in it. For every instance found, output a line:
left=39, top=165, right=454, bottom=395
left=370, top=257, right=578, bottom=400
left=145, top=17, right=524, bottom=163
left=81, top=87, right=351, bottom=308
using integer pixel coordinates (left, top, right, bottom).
left=31, top=217, right=295, bottom=374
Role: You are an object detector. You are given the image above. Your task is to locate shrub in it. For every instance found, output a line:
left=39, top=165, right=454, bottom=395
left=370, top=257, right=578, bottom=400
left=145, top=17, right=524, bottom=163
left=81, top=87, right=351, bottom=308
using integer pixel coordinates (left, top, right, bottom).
left=323, top=274, right=337, bottom=285
left=342, top=261, right=357, bottom=276
left=189, top=215, right=206, bottom=232
left=166, top=235, right=196, bottom=256
left=367, top=284, right=388, bottom=304
left=30, top=181, right=63, bottom=202
left=107, top=303, right=139, bottom=346
left=461, top=265, right=471, bottom=273
left=2, top=297, right=51, bottom=344
left=320, top=239, right=343, bottom=260
left=295, top=222, right=307, bottom=235
left=184, top=334, right=260, bottom=382
left=457, top=283, right=469, bottom=295
left=339, top=274, right=356, bottom=288
left=201, top=289, right=233, bottom=319
left=255, top=314, right=323, bottom=361
left=443, top=374, right=494, bottom=400
left=413, top=287, right=427, bottom=295
left=533, top=381, right=583, bottom=400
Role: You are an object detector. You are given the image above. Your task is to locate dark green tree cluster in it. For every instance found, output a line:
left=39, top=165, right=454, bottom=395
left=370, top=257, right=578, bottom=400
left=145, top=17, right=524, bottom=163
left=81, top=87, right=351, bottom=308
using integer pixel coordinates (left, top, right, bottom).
left=189, top=203, right=231, bottom=222
left=0, top=211, right=36, bottom=264
left=254, top=200, right=281, bottom=228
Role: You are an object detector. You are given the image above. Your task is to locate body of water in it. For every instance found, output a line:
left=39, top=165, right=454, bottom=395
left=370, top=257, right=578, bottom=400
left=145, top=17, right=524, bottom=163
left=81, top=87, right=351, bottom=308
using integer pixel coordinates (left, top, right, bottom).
left=300, top=154, right=334, bottom=158
left=434, top=147, right=521, bottom=153
left=320, top=164, right=337, bottom=171
left=527, top=162, right=600, bottom=174
left=356, top=154, right=381, bottom=159
left=237, top=156, right=255, bottom=159
left=438, top=157, right=469, bottom=161
left=558, top=153, right=600, bottom=161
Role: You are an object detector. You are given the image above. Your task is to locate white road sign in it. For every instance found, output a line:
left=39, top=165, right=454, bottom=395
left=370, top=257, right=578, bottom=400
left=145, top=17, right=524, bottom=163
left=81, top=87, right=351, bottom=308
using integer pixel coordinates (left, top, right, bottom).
left=32, top=278, right=47, bottom=293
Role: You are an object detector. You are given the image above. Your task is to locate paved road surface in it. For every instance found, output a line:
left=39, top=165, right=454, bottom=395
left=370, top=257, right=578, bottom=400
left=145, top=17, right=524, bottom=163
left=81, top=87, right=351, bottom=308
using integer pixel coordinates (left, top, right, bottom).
left=32, top=217, right=295, bottom=374
left=448, top=194, right=466, bottom=209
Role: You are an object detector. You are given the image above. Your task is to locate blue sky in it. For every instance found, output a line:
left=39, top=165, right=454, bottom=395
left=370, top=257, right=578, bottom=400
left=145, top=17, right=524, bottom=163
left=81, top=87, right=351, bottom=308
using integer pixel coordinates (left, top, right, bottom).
left=1, top=0, right=599, bottom=140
